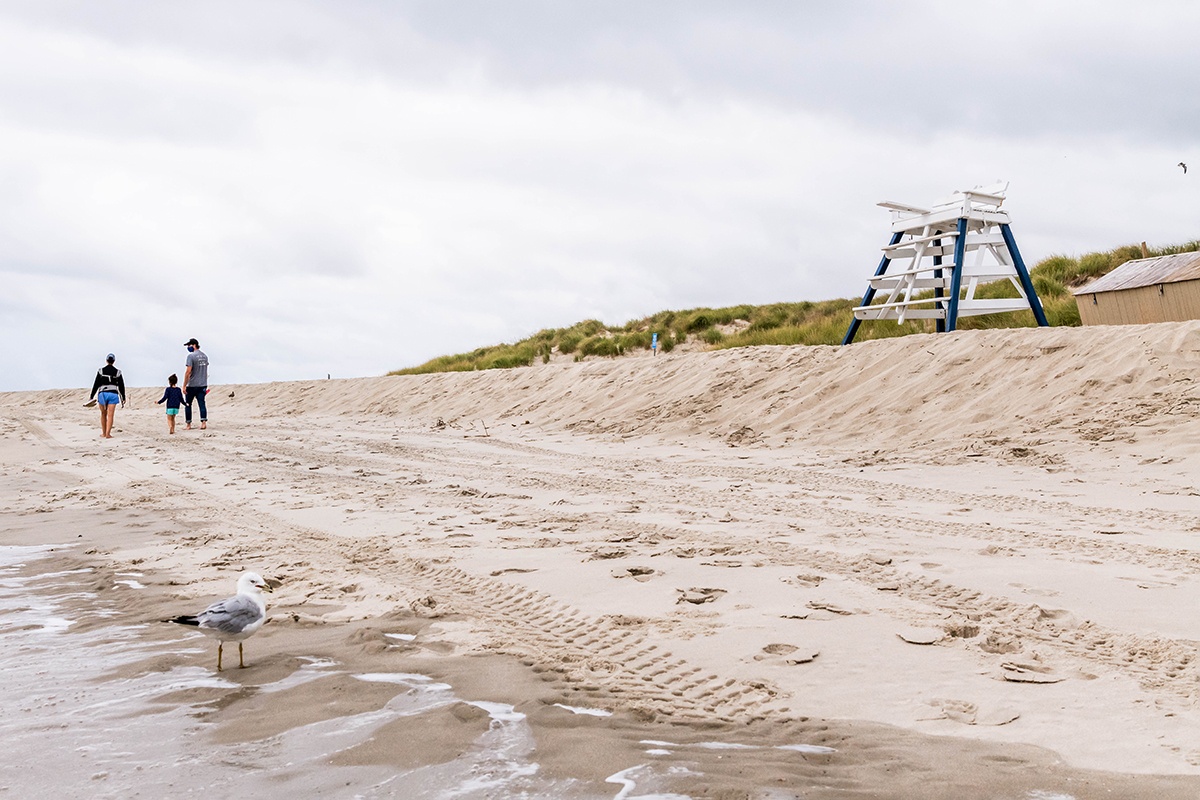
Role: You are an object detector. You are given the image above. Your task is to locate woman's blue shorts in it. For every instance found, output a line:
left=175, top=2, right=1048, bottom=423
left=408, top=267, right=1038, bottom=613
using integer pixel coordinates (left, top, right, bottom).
left=98, top=391, right=120, bottom=406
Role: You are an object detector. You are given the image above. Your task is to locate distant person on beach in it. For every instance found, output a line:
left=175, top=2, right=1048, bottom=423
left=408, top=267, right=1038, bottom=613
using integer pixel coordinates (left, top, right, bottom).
left=89, top=353, right=126, bottom=439
left=182, top=337, right=210, bottom=430
left=156, top=374, right=184, bottom=434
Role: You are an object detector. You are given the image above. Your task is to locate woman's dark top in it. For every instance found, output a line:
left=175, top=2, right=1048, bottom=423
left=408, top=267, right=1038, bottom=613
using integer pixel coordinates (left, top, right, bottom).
left=90, top=364, right=126, bottom=402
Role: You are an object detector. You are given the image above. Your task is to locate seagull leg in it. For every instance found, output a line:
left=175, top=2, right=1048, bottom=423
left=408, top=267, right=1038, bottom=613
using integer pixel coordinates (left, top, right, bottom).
left=217, top=642, right=224, bottom=672
left=239, top=642, right=246, bottom=669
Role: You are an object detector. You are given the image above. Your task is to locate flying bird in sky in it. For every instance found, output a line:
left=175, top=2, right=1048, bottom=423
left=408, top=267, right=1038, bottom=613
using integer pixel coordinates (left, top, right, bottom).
left=1179, top=162, right=1188, bottom=174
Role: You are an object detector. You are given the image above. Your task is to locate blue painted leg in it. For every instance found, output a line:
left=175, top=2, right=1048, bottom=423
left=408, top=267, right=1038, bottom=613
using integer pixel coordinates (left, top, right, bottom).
left=946, top=218, right=968, bottom=331
left=842, top=231, right=904, bottom=345
left=1000, top=223, right=1049, bottom=327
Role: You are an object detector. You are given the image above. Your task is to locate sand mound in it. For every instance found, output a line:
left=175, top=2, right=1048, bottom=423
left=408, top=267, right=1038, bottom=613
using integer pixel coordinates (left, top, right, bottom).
left=11, top=323, right=1200, bottom=461
left=85, top=320, right=1200, bottom=459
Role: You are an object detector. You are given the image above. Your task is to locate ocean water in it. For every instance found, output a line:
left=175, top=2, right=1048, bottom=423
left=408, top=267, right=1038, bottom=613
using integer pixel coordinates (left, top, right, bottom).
left=0, top=545, right=734, bottom=799
left=0, top=546, right=1075, bottom=800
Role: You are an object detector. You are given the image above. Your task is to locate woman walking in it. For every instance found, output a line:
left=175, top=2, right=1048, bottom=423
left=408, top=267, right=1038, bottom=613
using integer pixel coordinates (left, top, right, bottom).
left=89, top=353, right=126, bottom=438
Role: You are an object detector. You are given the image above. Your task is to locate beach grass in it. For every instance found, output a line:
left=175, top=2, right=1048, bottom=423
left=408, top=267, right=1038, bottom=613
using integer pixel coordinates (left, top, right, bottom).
left=391, top=238, right=1200, bottom=375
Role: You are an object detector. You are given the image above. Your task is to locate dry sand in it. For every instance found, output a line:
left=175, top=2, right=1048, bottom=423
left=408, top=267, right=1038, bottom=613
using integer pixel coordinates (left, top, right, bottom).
left=3, top=321, right=1200, bottom=798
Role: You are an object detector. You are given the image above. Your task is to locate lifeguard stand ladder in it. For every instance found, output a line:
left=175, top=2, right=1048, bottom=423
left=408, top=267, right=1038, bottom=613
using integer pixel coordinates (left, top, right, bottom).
left=841, top=182, right=1049, bottom=345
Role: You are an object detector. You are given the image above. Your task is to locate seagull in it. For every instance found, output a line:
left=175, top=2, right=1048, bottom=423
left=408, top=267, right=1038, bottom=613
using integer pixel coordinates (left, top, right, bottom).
left=1179, top=162, right=1188, bottom=174
left=168, top=572, right=273, bottom=670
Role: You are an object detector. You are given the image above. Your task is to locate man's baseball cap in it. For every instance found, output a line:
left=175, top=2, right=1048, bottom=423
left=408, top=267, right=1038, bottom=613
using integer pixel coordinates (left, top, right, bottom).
left=184, top=338, right=199, bottom=346
left=106, top=353, right=115, bottom=361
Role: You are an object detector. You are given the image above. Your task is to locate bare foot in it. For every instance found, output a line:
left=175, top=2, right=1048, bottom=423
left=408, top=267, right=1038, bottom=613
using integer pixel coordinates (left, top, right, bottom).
left=200, top=422, right=207, bottom=430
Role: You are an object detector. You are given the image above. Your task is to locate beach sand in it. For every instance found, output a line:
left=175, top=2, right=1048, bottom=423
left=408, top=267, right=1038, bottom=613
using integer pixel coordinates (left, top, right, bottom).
left=3, top=321, right=1200, bottom=798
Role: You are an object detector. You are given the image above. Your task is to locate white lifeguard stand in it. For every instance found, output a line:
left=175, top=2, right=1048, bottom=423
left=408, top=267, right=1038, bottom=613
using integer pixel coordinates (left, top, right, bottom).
left=842, top=182, right=1048, bottom=345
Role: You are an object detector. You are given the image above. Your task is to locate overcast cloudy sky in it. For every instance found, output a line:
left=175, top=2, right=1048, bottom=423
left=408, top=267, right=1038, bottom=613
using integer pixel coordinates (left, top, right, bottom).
left=3, top=1, right=1197, bottom=392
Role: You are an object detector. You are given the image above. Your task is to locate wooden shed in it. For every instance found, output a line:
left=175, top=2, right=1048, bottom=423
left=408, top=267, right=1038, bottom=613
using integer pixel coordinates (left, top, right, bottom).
left=1073, top=252, right=1200, bottom=325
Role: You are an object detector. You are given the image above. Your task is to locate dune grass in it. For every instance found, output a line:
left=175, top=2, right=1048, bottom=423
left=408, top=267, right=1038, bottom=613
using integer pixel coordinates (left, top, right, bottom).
left=391, top=239, right=1200, bottom=375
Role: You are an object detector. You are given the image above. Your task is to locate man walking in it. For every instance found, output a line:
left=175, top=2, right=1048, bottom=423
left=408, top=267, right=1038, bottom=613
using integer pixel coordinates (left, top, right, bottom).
left=182, top=337, right=210, bottom=430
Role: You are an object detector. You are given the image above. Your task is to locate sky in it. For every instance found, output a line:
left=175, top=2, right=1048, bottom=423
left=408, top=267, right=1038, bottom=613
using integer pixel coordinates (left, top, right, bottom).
left=2, top=1, right=1198, bottom=391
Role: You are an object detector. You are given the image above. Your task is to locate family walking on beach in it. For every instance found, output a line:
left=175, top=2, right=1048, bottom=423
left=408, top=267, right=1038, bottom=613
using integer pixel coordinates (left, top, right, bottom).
left=89, top=338, right=211, bottom=437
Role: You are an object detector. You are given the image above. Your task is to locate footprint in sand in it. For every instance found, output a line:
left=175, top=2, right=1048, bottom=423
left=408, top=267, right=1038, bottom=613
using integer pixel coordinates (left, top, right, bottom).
left=676, top=587, right=726, bottom=605
left=804, top=600, right=855, bottom=616
left=589, top=546, right=629, bottom=560
left=753, top=642, right=820, bottom=665
left=920, top=698, right=1020, bottom=726
left=979, top=633, right=1023, bottom=654
left=1000, top=661, right=1065, bottom=684
left=611, top=566, right=657, bottom=582
left=896, top=627, right=944, bottom=645
left=700, top=559, right=745, bottom=568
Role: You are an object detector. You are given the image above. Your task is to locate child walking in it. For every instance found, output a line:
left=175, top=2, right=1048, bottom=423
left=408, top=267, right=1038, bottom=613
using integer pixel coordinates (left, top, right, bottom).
left=157, top=374, right=185, bottom=434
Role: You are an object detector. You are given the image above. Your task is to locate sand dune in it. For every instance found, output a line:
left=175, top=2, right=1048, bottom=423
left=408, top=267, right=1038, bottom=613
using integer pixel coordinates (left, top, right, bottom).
left=205, top=320, right=1200, bottom=454
left=3, top=321, right=1200, bottom=796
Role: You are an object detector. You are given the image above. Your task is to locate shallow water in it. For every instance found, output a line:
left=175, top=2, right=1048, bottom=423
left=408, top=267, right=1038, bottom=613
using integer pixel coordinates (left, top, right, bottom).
left=0, top=546, right=1082, bottom=800
left=0, top=546, right=715, bottom=799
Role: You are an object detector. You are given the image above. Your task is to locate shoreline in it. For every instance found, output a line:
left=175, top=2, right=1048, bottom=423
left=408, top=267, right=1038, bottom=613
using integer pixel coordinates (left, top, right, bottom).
left=7, top=540, right=1196, bottom=799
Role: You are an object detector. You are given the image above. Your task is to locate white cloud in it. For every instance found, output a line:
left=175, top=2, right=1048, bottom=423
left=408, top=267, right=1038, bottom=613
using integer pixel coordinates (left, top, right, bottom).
left=2, top=3, right=1199, bottom=390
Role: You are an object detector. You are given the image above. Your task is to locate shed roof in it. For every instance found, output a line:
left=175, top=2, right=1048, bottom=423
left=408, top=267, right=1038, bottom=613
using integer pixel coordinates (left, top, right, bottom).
left=1073, top=251, right=1200, bottom=295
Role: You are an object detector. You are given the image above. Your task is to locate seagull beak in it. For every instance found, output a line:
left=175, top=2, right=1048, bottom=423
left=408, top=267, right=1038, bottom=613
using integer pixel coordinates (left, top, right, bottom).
left=262, top=582, right=275, bottom=593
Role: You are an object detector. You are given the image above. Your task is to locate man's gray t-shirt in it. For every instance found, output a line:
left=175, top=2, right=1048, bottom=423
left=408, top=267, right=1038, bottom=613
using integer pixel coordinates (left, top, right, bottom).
left=186, top=349, right=210, bottom=388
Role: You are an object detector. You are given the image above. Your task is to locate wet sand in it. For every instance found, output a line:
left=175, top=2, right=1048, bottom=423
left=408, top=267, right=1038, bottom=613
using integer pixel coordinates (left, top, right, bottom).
left=3, top=322, right=1200, bottom=797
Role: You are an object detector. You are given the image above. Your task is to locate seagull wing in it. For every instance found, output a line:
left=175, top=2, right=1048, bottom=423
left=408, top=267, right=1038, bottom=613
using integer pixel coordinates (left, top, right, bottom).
left=198, top=594, right=264, bottom=636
